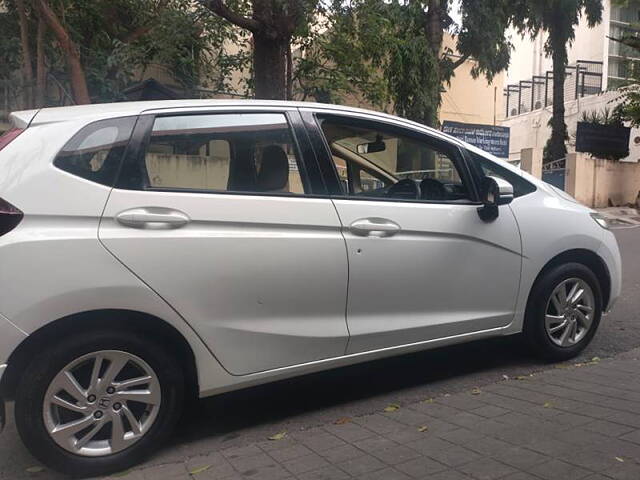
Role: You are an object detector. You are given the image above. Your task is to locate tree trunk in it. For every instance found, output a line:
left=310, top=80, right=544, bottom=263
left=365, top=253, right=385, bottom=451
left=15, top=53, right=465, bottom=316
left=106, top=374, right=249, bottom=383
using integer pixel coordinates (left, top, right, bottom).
left=548, top=31, right=569, bottom=162
left=422, top=0, right=447, bottom=127
left=36, top=0, right=91, bottom=105
left=286, top=42, right=293, bottom=101
left=15, top=0, right=34, bottom=109
left=253, top=33, right=288, bottom=100
left=35, top=17, right=47, bottom=108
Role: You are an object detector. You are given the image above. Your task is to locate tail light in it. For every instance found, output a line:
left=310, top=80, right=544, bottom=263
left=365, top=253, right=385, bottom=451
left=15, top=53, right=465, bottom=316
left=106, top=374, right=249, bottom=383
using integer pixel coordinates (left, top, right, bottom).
left=0, top=128, right=24, bottom=152
left=0, top=198, right=23, bottom=237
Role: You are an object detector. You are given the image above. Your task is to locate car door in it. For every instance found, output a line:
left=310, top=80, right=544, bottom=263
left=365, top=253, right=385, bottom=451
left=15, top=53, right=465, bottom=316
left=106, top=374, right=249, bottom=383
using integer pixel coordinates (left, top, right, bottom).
left=302, top=109, right=522, bottom=354
left=99, top=108, right=349, bottom=375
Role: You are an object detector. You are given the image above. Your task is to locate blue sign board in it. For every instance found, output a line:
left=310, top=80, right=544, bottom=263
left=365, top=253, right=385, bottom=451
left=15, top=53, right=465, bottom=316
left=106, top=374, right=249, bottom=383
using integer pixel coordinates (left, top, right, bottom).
left=442, top=121, right=510, bottom=159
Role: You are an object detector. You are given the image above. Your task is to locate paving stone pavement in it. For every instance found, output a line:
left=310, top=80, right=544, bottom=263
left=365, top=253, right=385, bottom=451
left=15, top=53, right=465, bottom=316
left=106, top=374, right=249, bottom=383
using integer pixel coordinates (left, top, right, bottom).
left=97, top=348, right=640, bottom=480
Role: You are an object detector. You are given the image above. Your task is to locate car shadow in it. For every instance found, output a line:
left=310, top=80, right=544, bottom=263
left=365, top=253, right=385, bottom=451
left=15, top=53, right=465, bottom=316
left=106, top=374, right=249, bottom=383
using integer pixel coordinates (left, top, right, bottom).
left=169, top=335, right=543, bottom=448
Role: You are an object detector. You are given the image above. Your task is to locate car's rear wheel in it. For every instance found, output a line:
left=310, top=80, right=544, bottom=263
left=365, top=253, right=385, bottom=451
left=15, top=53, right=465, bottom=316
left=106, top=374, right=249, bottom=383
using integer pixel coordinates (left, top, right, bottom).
left=524, top=262, right=602, bottom=362
left=15, top=330, right=183, bottom=476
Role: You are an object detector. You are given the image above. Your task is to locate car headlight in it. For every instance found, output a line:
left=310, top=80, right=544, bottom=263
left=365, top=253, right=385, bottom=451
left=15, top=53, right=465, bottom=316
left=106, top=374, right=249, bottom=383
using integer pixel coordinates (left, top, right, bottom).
left=590, top=213, right=610, bottom=230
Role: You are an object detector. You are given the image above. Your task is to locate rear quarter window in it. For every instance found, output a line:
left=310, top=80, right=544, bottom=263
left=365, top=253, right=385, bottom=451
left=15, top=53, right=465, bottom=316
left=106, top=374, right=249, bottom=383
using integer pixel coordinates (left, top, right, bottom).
left=54, top=117, right=137, bottom=186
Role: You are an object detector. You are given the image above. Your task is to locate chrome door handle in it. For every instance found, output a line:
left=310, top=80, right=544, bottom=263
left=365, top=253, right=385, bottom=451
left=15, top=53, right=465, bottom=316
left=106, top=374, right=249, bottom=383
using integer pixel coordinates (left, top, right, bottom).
left=116, top=207, right=190, bottom=229
left=349, top=218, right=401, bottom=237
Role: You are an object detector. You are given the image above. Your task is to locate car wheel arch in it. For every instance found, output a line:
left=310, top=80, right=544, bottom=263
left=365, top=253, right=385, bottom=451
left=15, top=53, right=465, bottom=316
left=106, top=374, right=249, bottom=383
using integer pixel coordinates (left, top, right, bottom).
left=0, top=309, right=199, bottom=400
left=529, top=249, right=611, bottom=311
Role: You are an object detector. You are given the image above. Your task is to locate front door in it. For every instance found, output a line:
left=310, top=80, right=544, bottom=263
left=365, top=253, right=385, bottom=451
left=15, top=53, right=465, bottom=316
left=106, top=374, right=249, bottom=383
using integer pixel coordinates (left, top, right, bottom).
left=99, top=110, right=349, bottom=375
left=309, top=111, right=522, bottom=354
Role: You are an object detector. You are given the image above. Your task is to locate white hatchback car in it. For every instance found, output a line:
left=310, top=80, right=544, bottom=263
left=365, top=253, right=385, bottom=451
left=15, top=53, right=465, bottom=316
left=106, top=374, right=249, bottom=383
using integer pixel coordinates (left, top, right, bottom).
left=0, top=100, right=621, bottom=475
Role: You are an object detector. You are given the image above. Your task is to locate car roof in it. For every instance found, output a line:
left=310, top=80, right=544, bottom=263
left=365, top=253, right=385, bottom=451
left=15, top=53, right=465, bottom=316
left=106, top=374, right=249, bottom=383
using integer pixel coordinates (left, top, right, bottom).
left=22, top=99, right=450, bottom=138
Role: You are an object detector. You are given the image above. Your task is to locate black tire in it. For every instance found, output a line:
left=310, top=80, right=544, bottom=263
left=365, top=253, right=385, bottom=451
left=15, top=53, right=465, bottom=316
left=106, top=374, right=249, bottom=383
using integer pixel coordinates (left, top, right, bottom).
left=15, top=330, right=184, bottom=477
left=524, top=262, right=603, bottom=362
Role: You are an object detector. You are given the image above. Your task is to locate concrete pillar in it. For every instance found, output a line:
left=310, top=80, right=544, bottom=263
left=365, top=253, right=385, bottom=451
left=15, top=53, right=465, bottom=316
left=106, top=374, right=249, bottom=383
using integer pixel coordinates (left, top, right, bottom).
left=566, top=153, right=596, bottom=207
left=520, top=148, right=543, bottom=179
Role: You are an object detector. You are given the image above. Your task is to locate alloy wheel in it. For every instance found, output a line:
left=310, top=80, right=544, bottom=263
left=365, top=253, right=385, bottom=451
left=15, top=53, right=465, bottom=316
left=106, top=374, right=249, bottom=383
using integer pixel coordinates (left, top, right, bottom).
left=42, top=350, right=161, bottom=456
left=544, top=278, right=595, bottom=348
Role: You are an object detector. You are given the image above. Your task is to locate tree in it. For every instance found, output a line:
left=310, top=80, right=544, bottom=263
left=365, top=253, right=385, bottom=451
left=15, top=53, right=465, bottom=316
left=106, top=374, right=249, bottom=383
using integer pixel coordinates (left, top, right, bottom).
left=296, top=0, right=519, bottom=127
left=36, top=0, right=91, bottom=104
left=511, top=0, right=603, bottom=162
left=1, top=0, right=244, bottom=107
left=199, top=0, right=319, bottom=100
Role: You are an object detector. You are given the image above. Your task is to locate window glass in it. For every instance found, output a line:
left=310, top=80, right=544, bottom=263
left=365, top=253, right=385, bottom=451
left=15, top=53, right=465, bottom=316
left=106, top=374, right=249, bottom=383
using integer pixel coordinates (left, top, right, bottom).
left=471, top=152, right=536, bottom=198
left=319, top=116, right=471, bottom=202
left=143, top=113, right=306, bottom=194
left=54, top=117, right=136, bottom=186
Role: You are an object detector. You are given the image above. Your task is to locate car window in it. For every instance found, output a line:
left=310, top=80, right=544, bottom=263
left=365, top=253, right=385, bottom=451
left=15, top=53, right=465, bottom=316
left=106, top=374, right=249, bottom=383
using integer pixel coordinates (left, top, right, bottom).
left=318, top=115, right=472, bottom=202
left=141, top=113, right=307, bottom=195
left=54, top=117, right=137, bottom=186
left=471, top=151, right=537, bottom=198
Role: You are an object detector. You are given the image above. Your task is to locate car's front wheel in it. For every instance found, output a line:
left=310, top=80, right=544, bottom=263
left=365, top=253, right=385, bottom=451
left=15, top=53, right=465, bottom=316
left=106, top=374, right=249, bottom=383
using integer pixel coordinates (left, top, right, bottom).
left=15, top=330, right=184, bottom=476
left=524, top=262, right=603, bottom=362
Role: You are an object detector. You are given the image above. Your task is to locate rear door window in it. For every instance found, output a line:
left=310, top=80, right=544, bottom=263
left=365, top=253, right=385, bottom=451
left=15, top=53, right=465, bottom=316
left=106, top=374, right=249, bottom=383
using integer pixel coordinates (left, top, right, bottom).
left=140, top=113, right=308, bottom=195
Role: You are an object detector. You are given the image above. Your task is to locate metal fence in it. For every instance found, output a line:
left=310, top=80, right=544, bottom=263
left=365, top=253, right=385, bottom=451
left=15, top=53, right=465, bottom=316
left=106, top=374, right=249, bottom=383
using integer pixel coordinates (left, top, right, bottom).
left=504, top=60, right=603, bottom=118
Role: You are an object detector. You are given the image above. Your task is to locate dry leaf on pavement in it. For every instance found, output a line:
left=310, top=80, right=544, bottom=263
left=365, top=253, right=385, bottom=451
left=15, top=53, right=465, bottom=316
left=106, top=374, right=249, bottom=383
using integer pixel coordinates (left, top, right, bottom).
left=268, top=431, right=287, bottom=441
left=384, top=404, right=400, bottom=412
left=334, top=417, right=352, bottom=425
left=189, top=465, right=212, bottom=475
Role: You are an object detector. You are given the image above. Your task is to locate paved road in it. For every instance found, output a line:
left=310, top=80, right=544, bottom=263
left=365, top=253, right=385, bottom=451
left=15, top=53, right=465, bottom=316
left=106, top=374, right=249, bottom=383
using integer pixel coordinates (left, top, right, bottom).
left=1, top=227, right=639, bottom=479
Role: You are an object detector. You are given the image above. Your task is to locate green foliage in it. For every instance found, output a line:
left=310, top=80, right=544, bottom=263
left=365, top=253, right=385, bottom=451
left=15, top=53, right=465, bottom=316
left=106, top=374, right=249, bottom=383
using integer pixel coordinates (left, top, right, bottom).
left=296, top=0, right=520, bottom=127
left=0, top=3, right=21, bottom=82
left=0, top=0, right=251, bottom=104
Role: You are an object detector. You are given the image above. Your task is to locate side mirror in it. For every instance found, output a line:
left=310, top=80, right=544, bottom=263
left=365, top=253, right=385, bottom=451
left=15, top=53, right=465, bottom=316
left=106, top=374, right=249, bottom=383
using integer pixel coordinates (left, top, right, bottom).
left=478, top=176, right=514, bottom=222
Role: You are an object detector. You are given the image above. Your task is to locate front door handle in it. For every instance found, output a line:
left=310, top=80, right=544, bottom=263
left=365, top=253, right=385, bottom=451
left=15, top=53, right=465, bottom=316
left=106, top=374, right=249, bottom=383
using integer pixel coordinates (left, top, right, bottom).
left=349, top=218, right=401, bottom=237
left=116, top=207, right=190, bottom=229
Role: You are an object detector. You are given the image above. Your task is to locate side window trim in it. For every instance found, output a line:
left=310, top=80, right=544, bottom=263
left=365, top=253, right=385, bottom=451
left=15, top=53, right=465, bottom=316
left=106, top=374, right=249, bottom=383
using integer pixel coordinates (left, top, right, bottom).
left=115, top=110, right=323, bottom=197
left=306, top=110, right=482, bottom=204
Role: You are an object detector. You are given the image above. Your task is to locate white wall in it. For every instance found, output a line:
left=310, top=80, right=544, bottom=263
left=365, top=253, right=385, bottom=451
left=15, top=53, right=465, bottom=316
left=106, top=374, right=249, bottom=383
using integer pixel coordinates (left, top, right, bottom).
left=501, top=89, right=640, bottom=163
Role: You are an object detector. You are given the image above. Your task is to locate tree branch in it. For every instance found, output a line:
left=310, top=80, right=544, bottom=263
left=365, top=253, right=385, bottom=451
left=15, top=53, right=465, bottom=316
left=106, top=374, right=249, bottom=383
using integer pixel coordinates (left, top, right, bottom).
left=198, top=0, right=261, bottom=33
left=450, top=53, right=471, bottom=71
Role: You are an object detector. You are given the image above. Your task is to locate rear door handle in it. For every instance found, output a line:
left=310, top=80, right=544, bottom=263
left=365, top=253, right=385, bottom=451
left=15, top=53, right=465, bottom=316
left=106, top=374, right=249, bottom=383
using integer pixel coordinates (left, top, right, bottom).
left=349, top=218, right=401, bottom=237
left=116, top=207, right=190, bottom=229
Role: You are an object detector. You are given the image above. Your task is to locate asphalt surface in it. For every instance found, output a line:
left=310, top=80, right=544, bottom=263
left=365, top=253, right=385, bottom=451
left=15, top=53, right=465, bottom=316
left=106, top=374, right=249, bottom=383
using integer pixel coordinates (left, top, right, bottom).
left=1, top=227, right=639, bottom=478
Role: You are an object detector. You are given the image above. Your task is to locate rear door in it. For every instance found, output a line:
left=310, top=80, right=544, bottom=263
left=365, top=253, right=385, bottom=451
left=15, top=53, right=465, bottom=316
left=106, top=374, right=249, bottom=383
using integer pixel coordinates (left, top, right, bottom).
left=303, top=109, right=522, bottom=354
left=99, top=108, right=349, bottom=375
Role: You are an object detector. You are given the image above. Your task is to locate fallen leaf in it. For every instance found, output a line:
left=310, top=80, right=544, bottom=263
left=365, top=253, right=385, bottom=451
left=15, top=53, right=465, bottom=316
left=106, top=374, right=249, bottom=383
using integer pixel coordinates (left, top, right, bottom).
left=384, top=403, right=400, bottom=412
left=25, top=467, right=44, bottom=474
left=268, top=432, right=287, bottom=441
left=444, top=393, right=451, bottom=397
left=423, top=398, right=435, bottom=404
left=515, top=375, right=528, bottom=381
left=418, top=425, right=429, bottom=432
left=334, top=417, right=352, bottom=425
left=110, top=471, right=130, bottom=478
left=189, top=465, right=211, bottom=475
left=615, top=456, right=625, bottom=463
left=502, top=375, right=509, bottom=380
left=471, top=387, right=481, bottom=395
left=543, top=402, right=553, bottom=408
left=591, top=357, right=601, bottom=362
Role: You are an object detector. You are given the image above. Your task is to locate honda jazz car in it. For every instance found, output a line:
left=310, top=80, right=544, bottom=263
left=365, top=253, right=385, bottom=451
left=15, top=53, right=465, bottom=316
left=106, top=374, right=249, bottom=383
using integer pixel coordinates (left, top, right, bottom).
left=0, top=100, right=621, bottom=475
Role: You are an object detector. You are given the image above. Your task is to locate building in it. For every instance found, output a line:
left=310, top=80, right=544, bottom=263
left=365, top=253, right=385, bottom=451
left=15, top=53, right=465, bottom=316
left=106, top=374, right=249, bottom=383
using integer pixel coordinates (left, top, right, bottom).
left=501, top=0, right=640, bottom=164
left=506, top=0, right=640, bottom=91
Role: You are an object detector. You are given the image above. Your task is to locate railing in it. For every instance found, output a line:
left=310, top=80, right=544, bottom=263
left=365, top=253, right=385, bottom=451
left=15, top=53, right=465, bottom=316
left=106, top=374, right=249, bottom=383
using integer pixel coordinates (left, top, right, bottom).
left=504, top=61, right=603, bottom=118
left=542, top=157, right=566, bottom=172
